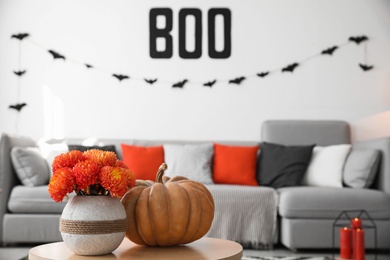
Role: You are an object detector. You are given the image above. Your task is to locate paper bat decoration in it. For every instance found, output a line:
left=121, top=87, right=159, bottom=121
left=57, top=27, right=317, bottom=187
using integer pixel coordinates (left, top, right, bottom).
left=282, top=63, right=299, bottom=73
left=48, top=50, right=65, bottom=60
left=144, top=78, right=157, bottom=84
left=11, top=33, right=29, bottom=40
left=257, top=72, right=269, bottom=78
left=349, top=36, right=368, bottom=45
left=229, top=77, right=246, bottom=85
left=112, top=74, right=130, bottom=81
left=172, top=79, right=188, bottom=88
left=203, top=80, right=216, bottom=87
left=9, top=103, right=27, bottom=112
left=13, top=70, right=26, bottom=76
left=359, top=64, right=374, bottom=71
left=85, top=64, right=93, bottom=69
left=321, top=46, right=338, bottom=55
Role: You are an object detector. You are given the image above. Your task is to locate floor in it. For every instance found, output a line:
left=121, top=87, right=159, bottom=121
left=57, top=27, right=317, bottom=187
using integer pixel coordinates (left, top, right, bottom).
left=1, top=244, right=389, bottom=260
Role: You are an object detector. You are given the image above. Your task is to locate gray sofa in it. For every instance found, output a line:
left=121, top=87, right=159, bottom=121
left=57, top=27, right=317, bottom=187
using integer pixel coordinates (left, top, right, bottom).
left=1, top=120, right=390, bottom=250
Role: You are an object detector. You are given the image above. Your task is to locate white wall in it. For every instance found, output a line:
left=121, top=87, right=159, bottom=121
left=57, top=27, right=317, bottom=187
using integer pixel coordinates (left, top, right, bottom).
left=0, top=0, right=389, bottom=142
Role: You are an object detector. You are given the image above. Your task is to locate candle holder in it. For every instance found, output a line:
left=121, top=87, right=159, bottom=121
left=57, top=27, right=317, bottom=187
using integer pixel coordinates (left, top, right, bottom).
left=332, top=210, right=377, bottom=260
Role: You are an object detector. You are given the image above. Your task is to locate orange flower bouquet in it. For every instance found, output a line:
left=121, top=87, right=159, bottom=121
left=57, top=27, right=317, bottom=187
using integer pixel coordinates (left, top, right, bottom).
left=48, top=149, right=135, bottom=202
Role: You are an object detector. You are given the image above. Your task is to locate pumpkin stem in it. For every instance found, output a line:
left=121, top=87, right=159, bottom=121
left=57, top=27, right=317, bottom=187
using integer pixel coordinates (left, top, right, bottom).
left=156, top=163, right=168, bottom=183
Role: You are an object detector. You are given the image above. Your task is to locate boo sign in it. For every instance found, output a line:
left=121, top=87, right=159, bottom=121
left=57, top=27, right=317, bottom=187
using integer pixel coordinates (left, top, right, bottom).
left=149, top=8, right=231, bottom=59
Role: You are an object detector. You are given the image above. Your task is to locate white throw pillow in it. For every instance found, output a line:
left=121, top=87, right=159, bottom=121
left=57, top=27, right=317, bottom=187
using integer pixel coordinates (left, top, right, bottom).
left=163, top=143, right=214, bottom=184
left=302, top=144, right=351, bottom=187
left=38, top=142, right=69, bottom=174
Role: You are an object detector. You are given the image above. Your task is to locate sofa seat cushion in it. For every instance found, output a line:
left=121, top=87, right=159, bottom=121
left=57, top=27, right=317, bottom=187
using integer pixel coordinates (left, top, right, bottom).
left=8, top=185, right=71, bottom=214
left=278, top=186, right=390, bottom=219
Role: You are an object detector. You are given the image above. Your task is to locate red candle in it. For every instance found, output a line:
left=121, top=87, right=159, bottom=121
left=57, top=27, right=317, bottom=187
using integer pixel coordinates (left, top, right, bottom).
left=340, top=227, right=352, bottom=259
left=355, top=228, right=365, bottom=260
left=351, top=218, right=362, bottom=229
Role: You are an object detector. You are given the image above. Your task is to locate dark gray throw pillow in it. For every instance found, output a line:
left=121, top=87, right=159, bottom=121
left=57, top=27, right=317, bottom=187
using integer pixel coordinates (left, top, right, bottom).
left=257, top=142, right=314, bottom=188
left=68, top=144, right=117, bottom=154
left=343, top=148, right=381, bottom=188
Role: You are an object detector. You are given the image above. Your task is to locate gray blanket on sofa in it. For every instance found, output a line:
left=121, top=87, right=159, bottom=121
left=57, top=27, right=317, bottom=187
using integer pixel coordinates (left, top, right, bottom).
left=205, top=185, right=278, bottom=249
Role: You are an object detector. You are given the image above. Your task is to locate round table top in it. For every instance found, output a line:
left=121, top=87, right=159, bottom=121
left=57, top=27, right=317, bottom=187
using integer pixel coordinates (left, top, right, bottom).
left=28, top=237, right=243, bottom=260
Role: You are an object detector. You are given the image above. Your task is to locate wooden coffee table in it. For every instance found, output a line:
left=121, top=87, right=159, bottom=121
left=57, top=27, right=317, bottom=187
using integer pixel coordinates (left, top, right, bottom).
left=29, top=237, right=243, bottom=260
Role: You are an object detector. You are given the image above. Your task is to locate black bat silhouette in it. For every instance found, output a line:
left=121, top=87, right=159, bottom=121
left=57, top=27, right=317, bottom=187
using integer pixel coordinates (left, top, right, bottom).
left=282, top=63, right=299, bottom=72
left=144, top=78, right=157, bottom=84
left=9, top=103, right=27, bottom=112
left=13, top=70, right=26, bottom=76
left=349, top=36, right=368, bottom=45
left=48, top=50, right=66, bottom=60
left=229, top=77, right=246, bottom=85
left=203, top=80, right=216, bottom=87
left=85, top=64, right=93, bottom=69
left=172, top=79, right=188, bottom=88
left=359, top=63, right=374, bottom=71
left=257, top=72, right=269, bottom=78
left=321, top=46, right=338, bottom=55
left=11, top=33, right=29, bottom=40
left=112, top=74, right=130, bottom=81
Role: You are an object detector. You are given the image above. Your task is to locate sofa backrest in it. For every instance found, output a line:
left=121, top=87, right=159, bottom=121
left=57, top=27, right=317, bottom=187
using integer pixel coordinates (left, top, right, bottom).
left=45, top=138, right=259, bottom=161
left=261, top=120, right=351, bottom=146
left=261, top=120, right=390, bottom=194
left=0, top=133, right=37, bottom=243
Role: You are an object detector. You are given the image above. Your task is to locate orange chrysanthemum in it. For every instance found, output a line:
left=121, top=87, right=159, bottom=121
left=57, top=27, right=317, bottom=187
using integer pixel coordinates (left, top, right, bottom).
left=115, top=159, right=128, bottom=169
left=100, top=166, right=135, bottom=197
left=73, top=160, right=101, bottom=191
left=48, top=168, right=75, bottom=202
left=49, top=149, right=135, bottom=201
left=52, top=150, right=84, bottom=172
left=84, top=149, right=117, bottom=167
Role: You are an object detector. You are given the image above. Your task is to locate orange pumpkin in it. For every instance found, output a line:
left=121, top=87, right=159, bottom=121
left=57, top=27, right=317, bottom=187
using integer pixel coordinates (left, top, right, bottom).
left=121, top=163, right=215, bottom=246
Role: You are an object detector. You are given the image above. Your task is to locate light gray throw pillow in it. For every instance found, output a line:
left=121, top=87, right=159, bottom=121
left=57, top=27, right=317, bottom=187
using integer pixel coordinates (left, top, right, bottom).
left=11, top=147, right=51, bottom=186
left=343, top=148, right=380, bottom=188
left=163, top=143, right=214, bottom=184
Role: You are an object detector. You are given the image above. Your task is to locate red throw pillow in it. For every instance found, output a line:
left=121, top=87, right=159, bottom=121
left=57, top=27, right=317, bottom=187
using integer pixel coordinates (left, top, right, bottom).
left=121, top=144, right=164, bottom=181
left=213, top=143, right=259, bottom=186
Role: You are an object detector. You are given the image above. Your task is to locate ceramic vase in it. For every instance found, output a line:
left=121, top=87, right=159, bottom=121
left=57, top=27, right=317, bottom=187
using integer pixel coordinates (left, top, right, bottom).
left=60, top=195, right=127, bottom=256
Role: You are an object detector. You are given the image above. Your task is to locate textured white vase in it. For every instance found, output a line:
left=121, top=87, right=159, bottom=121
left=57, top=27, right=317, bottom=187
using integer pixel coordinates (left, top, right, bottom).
left=60, top=196, right=127, bottom=256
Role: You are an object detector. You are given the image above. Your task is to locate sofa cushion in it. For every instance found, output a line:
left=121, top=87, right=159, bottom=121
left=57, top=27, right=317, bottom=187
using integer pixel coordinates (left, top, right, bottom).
left=302, top=144, right=351, bottom=187
left=213, top=143, right=259, bottom=186
left=11, top=147, right=51, bottom=186
left=121, top=144, right=164, bottom=180
left=163, top=143, right=214, bottom=184
left=8, top=185, right=71, bottom=214
left=278, top=186, right=390, bottom=219
left=257, top=142, right=314, bottom=188
left=343, top=148, right=381, bottom=188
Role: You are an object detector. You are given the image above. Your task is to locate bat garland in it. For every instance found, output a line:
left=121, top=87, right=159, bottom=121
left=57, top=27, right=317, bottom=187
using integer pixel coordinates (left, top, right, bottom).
left=321, top=46, right=338, bottom=55
left=282, top=63, right=299, bottom=73
left=229, top=77, right=246, bottom=85
left=172, top=79, right=188, bottom=88
left=10, top=33, right=374, bottom=95
left=144, top=78, right=157, bottom=84
left=48, top=50, right=66, bottom=60
left=204, top=80, right=216, bottom=87
left=11, top=33, right=29, bottom=40
left=13, top=70, right=26, bottom=76
left=9, top=103, right=27, bottom=112
left=112, top=74, right=130, bottom=81
left=9, top=32, right=29, bottom=114
left=359, top=64, right=374, bottom=71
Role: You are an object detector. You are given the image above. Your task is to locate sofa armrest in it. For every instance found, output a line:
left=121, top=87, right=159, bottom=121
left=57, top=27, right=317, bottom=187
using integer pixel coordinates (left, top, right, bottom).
left=0, top=133, right=36, bottom=243
left=352, top=136, right=390, bottom=194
